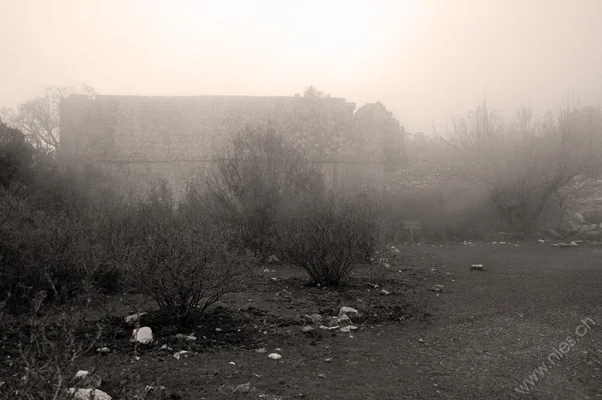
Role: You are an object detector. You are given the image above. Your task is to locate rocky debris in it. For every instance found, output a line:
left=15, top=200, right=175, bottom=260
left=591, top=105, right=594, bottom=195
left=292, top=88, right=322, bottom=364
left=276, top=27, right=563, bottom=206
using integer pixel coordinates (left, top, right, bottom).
left=74, top=371, right=102, bottom=389
left=470, top=264, right=484, bottom=271
left=124, top=312, right=147, bottom=325
left=301, top=326, right=315, bottom=333
left=130, top=327, right=153, bottom=345
left=255, top=348, right=267, bottom=353
left=380, top=289, right=391, bottom=296
left=339, top=325, right=358, bottom=333
left=68, top=388, right=112, bottom=400
left=96, top=347, right=110, bottom=354
left=267, top=254, right=280, bottom=264
left=538, top=239, right=546, bottom=243
left=319, top=325, right=339, bottom=331
left=418, top=338, right=425, bottom=343
left=430, top=284, right=444, bottom=292
left=268, top=353, right=282, bottom=360
left=173, top=350, right=190, bottom=360
left=551, top=241, right=579, bottom=248
left=338, top=306, right=359, bottom=320
left=305, top=313, right=323, bottom=324
left=234, top=383, right=251, bottom=393
left=175, top=333, right=197, bottom=341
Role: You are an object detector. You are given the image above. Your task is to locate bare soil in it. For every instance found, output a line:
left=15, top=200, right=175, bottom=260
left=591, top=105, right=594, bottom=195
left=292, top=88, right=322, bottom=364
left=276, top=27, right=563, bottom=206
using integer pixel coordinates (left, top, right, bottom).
left=64, top=242, right=602, bottom=398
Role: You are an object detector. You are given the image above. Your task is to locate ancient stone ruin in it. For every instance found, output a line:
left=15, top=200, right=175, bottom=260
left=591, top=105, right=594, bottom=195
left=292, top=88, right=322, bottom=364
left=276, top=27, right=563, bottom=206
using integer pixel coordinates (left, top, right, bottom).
left=59, top=94, right=385, bottom=197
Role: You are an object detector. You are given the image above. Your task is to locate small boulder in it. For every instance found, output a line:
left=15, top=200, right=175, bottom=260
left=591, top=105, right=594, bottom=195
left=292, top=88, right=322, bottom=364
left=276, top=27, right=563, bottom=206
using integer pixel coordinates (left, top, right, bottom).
left=338, top=306, right=359, bottom=320
left=339, top=325, right=358, bottom=333
left=302, top=326, right=315, bottom=333
left=430, top=284, right=444, bottom=292
left=124, top=312, right=147, bottom=325
left=234, top=383, right=251, bottom=393
left=74, top=371, right=102, bottom=389
left=268, top=353, right=282, bottom=360
left=130, top=327, right=153, bottom=345
left=68, top=388, right=112, bottom=400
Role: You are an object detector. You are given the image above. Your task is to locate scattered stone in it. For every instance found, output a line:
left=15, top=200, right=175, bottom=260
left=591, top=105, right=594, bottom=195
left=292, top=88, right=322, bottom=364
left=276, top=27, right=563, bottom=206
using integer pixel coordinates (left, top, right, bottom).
left=430, top=284, right=444, bottom=292
left=318, top=374, right=327, bottom=379
left=306, top=314, right=323, bottom=324
left=302, top=326, right=315, bottom=333
left=319, top=325, right=339, bottom=331
left=124, top=312, right=147, bottom=325
left=268, top=353, right=282, bottom=360
left=234, top=383, right=251, bottom=393
left=130, top=327, right=153, bottom=345
left=96, top=347, right=110, bottom=354
left=380, top=289, right=390, bottom=296
left=68, top=388, right=112, bottom=400
left=173, top=350, right=190, bottom=360
left=215, top=328, right=223, bottom=332
left=160, top=344, right=173, bottom=351
left=538, top=239, right=545, bottom=243
left=338, top=306, right=359, bottom=320
left=470, top=264, right=484, bottom=271
left=325, top=358, right=333, bottom=362
left=418, top=338, right=425, bottom=343
left=569, top=241, right=578, bottom=247
left=175, top=333, right=197, bottom=341
left=339, top=325, right=358, bottom=333
left=267, top=254, right=280, bottom=264
left=74, top=371, right=102, bottom=389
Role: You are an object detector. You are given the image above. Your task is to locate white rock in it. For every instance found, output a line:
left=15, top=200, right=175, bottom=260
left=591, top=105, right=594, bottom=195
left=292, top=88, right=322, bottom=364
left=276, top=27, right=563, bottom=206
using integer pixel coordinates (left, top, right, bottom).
left=96, top=347, right=110, bottom=354
left=68, top=388, right=112, bottom=400
left=173, top=350, right=190, bottom=360
left=175, top=334, right=197, bottom=341
left=130, top=327, right=153, bottom=345
left=538, top=239, right=546, bottom=243
left=569, top=241, right=578, bottom=247
left=234, top=383, right=251, bottom=393
left=338, top=306, right=359, bottom=319
left=339, top=325, right=358, bottom=333
left=380, top=289, right=390, bottom=296
left=302, top=326, right=315, bottom=333
left=268, top=353, right=282, bottom=360
left=75, top=370, right=90, bottom=379
left=431, top=284, right=444, bottom=292
left=255, top=348, right=267, bottom=353
left=319, top=325, right=339, bottom=330
left=124, top=312, right=147, bottom=325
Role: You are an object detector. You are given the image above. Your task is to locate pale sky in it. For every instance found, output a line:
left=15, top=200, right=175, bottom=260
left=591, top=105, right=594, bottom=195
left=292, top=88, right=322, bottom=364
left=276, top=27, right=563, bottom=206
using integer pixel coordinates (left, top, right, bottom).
left=1, top=0, right=601, bottom=133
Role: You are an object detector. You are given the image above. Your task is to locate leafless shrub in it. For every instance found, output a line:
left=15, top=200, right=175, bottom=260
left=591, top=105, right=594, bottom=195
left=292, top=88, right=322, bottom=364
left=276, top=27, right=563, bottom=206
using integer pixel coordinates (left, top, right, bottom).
left=126, top=181, right=255, bottom=324
left=277, top=193, right=378, bottom=287
left=204, top=126, right=325, bottom=256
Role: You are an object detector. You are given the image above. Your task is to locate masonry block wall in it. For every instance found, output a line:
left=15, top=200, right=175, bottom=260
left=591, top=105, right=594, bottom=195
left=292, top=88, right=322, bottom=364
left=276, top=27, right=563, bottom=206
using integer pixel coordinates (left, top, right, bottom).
left=59, top=95, right=384, bottom=197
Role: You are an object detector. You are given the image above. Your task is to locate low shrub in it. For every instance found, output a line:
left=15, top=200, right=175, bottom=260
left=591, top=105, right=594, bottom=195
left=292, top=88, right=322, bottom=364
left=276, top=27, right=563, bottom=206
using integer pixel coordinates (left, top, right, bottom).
left=126, top=183, right=254, bottom=325
left=204, top=127, right=325, bottom=258
left=277, top=193, right=378, bottom=287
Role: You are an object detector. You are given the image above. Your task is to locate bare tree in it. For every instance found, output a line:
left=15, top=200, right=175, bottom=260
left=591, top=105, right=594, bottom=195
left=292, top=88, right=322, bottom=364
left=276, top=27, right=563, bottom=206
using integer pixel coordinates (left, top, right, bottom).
left=434, top=100, right=600, bottom=234
left=2, top=84, right=95, bottom=153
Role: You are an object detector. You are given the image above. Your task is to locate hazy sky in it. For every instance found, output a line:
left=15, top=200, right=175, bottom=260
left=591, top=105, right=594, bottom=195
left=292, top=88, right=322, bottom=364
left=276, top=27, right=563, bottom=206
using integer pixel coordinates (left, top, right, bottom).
left=2, top=0, right=601, bottom=133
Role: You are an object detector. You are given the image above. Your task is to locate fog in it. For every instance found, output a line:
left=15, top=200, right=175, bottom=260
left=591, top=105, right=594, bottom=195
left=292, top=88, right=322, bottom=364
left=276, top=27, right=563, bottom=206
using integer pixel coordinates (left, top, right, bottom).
left=2, top=0, right=601, bottom=132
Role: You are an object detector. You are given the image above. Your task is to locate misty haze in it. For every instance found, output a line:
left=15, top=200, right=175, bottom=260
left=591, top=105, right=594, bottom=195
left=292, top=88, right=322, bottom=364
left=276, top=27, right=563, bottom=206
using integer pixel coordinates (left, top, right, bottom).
left=0, top=1, right=601, bottom=399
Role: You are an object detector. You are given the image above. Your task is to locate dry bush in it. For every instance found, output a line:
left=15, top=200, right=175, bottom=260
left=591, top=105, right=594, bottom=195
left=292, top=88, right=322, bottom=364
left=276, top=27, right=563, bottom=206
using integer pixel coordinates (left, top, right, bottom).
left=204, top=127, right=324, bottom=257
left=126, top=181, right=254, bottom=324
left=277, top=192, right=378, bottom=287
left=0, top=294, right=101, bottom=400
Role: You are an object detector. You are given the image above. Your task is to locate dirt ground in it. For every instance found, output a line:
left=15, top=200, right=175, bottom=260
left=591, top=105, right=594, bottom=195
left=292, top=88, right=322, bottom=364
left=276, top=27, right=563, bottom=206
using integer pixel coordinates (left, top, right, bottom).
left=77, top=241, right=602, bottom=399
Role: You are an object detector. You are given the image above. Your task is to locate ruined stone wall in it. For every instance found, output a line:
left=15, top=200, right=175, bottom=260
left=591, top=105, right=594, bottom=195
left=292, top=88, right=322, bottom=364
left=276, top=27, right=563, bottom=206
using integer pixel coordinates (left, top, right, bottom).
left=59, top=95, right=384, bottom=196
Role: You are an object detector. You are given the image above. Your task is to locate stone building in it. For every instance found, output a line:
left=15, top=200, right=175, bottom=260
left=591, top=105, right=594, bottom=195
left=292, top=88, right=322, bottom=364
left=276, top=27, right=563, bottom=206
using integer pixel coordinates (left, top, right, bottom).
left=59, top=94, right=385, bottom=197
